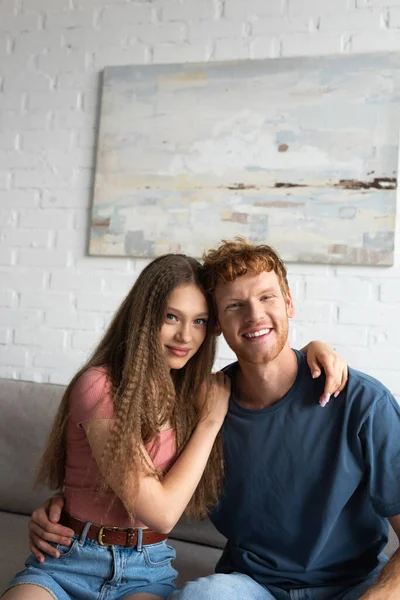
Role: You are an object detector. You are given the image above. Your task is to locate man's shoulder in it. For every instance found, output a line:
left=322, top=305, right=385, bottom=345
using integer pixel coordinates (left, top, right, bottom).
left=345, top=366, right=395, bottom=417
left=347, top=366, right=391, bottom=397
left=221, top=361, right=239, bottom=378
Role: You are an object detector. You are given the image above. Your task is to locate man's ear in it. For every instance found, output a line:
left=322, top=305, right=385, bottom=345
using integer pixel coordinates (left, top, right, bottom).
left=214, top=322, right=222, bottom=336
left=286, top=289, right=295, bottom=319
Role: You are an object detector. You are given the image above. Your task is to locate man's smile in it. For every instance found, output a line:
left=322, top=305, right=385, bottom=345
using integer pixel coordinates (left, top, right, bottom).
left=242, top=328, right=272, bottom=340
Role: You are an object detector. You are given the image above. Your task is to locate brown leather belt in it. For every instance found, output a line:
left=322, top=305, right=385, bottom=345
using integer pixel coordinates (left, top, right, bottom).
left=60, top=512, right=168, bottom=547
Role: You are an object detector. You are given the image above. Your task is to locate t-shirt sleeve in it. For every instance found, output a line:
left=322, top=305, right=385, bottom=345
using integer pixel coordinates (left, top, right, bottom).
left=69, top=368, right=114, bottom=426
left=360, top=393, right=400, bottom=517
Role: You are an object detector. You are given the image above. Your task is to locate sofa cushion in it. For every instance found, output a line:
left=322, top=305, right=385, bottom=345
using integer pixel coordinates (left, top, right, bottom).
left=0, top=511, right=31, bottom=593
left=0, top=379, right=65, bottom=514
left=169, top=538, right=223, bottom=587
left=171, top=516, right=226, bottom=549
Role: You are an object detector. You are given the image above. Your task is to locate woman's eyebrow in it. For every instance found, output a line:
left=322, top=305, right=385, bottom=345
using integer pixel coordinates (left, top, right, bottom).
left=167, top=306, right=209, bottom=317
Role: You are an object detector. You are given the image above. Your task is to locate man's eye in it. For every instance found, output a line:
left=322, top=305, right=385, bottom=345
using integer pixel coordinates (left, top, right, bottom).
left=227, top=303, right=241, bottom=309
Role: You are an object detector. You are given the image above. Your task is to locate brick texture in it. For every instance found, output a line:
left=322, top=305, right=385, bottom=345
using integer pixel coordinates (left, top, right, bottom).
left=0, top=0, right=399, bottom=399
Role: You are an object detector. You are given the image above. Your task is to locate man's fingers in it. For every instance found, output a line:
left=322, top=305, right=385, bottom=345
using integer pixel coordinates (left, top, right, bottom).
left=29, top=533, right=59, bottom=559
left=31, top=508, right=53, bottom=530
left=29, top=519, right=73, bottom=542
left=49, top=508, right=62, bottom=524
left=49, top=495, right=65, bottom=523
left=29, top=540, right=45, bottom=563
left=30, top=534, right=60, bottom=558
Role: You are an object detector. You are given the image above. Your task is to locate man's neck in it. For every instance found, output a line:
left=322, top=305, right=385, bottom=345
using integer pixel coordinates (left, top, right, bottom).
left=235, top=344, right=299, bottom=410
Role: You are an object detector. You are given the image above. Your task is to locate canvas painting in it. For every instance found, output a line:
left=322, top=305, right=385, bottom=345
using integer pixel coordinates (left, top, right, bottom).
left=90, top=53, right=399, bottom=265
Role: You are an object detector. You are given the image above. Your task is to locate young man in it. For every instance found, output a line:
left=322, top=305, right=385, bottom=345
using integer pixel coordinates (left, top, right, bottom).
left=28, top=239, right=400, bottom=599
left=169, top=239, right=400, bottom=600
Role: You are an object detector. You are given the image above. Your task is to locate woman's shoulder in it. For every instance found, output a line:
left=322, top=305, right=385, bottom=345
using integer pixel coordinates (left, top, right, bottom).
left=69, top=366, right=114, bottom=424
left=73, top=366, right=110, bottom=392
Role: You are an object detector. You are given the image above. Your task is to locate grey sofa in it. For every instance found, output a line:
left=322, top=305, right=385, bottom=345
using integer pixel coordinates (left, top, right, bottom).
left=0, top=378, right=398, bottom=595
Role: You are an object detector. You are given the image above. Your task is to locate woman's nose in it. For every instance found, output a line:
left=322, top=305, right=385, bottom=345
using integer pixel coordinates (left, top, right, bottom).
left=175, top=323, right=191, bottom=343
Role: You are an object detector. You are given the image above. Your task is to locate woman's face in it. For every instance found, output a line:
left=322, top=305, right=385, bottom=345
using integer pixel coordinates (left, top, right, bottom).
left=160, top=283, right=209, bottom=370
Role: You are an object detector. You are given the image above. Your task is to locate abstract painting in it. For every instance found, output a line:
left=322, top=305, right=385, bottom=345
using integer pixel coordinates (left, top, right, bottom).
left=89, top=53, right=399, bottom=264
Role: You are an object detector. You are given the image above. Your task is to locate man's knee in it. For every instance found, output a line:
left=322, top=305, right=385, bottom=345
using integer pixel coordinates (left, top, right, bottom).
left=170, top=574, right=239, bottom=599
left=169, top=573, right=268, bottom=600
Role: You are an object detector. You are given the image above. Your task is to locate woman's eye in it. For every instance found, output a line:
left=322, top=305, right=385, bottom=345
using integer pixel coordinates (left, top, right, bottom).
left=227, top=303, right=241, bottom=309
left=166, top=313, right=178, bottom=322
left=194, top=318, right=207, bottom=326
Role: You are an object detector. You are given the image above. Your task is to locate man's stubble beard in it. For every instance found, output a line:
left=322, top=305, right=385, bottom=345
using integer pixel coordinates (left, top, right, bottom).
left=231, top=320, right=289, bottom=366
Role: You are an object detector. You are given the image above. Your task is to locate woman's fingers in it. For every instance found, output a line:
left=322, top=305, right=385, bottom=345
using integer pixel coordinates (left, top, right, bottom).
left=319, top=357, right=348, bottom=406
left=334, top=366, right=349, bottom=396
left=320, top=361, right=337, bottom=406
left=309, top=360, right=322, bottom=380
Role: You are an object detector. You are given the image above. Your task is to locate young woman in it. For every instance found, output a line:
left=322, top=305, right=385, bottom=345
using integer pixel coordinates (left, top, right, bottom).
left=3, top=254, right=347, bottom=600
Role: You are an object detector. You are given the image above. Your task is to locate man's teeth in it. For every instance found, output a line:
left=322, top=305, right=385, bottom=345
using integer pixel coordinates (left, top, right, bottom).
left=244, top=329, right=271, bottom=338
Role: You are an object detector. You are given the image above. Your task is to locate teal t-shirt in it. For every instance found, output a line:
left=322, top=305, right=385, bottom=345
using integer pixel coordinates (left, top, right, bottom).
left=211, top=350, right=400, bottom=589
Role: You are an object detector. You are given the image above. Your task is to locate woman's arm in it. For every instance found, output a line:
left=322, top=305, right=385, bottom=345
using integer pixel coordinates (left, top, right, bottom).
left=29, top=373, right=230, bottom=559
left=28, top=415, right=226, bottom=559
left=86, top=372, right=230, bottom=533
left=301, top=341, right=348, bottom=406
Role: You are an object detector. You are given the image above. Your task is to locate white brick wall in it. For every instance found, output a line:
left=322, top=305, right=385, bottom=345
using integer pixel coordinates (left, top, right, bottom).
left=0, top=0, right=399, bottom=399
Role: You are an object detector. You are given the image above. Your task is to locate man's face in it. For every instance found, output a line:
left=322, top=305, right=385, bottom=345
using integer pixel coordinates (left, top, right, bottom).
left=214, top=270, right=295, bottom=365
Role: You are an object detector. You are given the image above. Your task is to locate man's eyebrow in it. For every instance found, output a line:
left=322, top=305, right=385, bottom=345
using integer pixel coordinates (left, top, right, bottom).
left=258, top=287, right=278, bottom=294
left=223, top=287, right=278, bottom=302
left=167, top=306, right=209, bottom=317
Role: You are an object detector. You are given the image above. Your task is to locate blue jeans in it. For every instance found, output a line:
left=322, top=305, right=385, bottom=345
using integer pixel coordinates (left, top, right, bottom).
left=6, top=522, right=177, bottom=600
left=170, top=572, right=376, bottom=600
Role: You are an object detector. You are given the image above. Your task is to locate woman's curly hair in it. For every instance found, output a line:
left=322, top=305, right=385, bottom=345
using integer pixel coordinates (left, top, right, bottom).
left=36, top=254, right=224, bottom=520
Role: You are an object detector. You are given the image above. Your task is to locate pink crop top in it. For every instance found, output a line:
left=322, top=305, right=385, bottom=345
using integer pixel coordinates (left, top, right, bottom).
left=64, top=367, right=177, bottom=528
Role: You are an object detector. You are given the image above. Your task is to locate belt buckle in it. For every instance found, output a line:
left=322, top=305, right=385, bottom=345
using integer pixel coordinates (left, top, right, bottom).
left=125, top=528, right=136, bottom=547
left=98, top=525, right=119, bottom=546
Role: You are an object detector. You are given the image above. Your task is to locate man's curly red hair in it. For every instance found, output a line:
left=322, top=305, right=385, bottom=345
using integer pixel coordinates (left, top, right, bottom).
left=202, top=237, right=289, bottom=296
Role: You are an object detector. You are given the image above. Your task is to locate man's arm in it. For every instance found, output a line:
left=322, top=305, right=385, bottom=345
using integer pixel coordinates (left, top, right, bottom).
left=29, top=495, right=72, bottom=562
left=360, top=515, right=400, bottom=600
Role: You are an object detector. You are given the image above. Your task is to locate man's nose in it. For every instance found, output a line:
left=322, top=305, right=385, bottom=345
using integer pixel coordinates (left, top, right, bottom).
left=244, top=303, right=264, bottom=323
